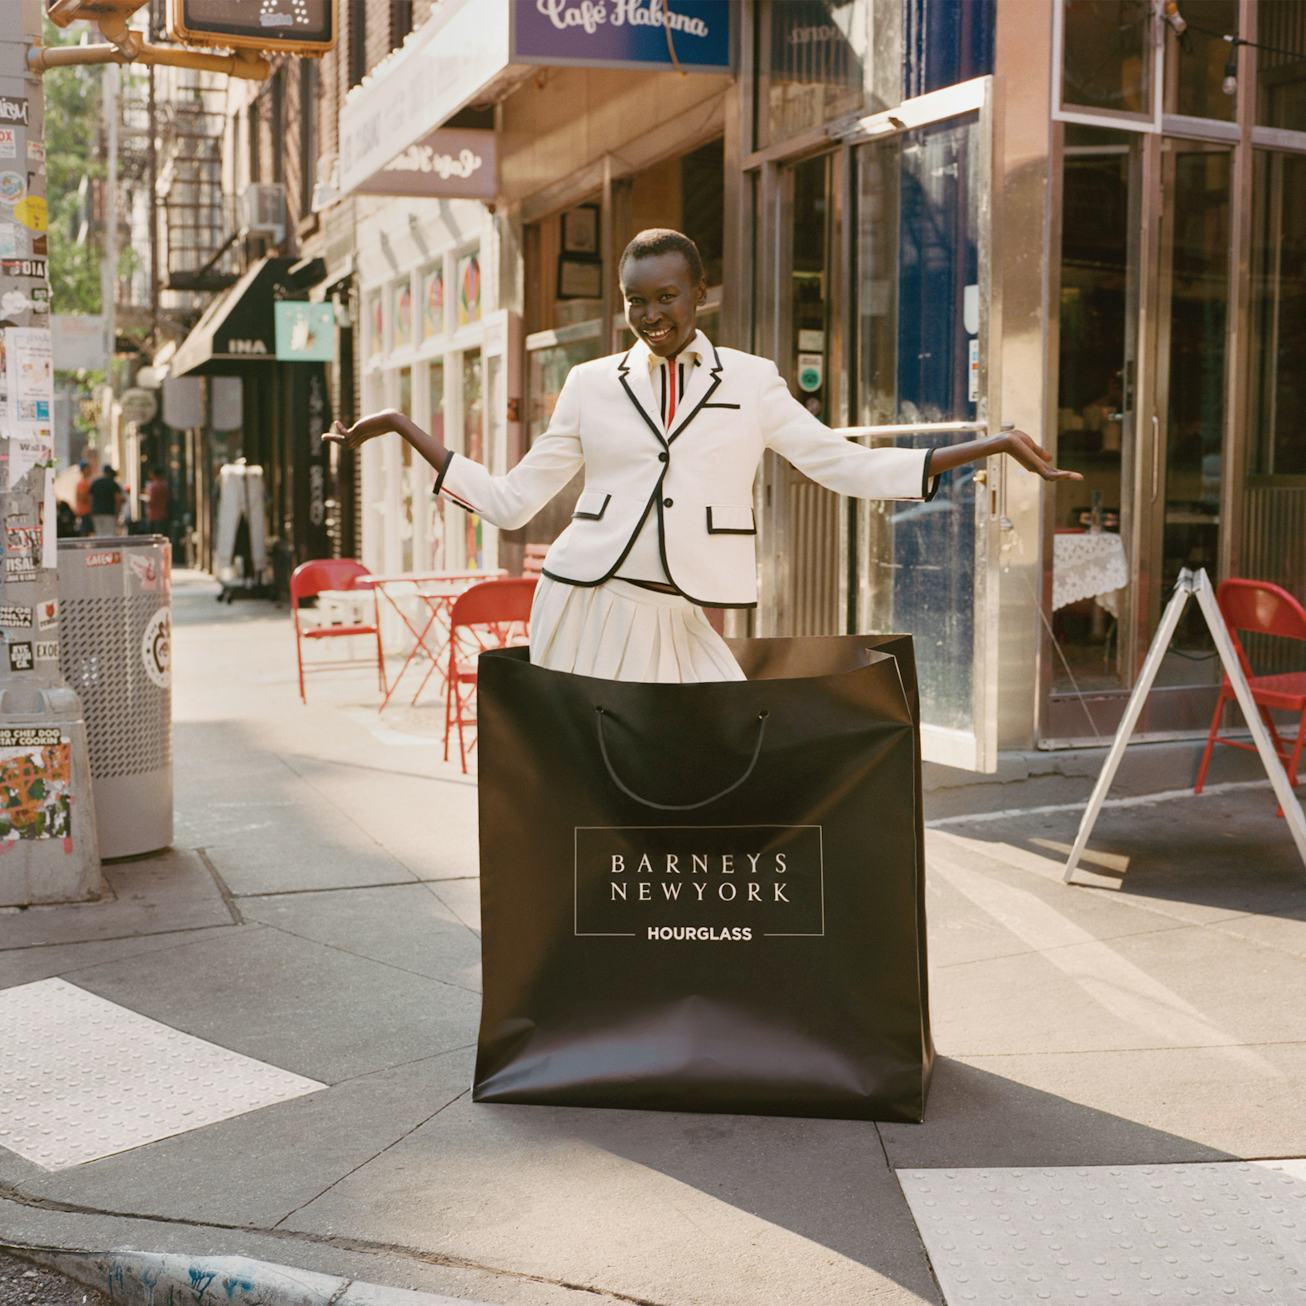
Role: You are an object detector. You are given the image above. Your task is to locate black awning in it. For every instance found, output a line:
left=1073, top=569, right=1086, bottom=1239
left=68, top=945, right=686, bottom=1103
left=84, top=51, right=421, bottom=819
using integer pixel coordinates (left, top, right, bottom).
left=170, top=256, right=298, bottom=377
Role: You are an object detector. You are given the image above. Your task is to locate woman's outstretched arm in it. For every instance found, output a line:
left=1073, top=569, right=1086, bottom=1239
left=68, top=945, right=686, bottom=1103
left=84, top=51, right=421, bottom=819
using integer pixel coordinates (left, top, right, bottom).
left=930, top=430, right=1083, bottom=482
left=321, top=409, right=447, bottom=472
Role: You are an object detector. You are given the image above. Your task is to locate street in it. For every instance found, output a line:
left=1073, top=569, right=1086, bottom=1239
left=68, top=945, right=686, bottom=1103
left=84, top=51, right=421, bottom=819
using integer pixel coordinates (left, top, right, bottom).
left=1, top=574, right=1304, bottom=1305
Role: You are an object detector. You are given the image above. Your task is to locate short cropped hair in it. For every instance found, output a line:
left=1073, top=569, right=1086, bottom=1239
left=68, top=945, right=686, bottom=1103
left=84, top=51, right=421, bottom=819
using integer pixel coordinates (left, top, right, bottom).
left=619, top=228, right=704, bottom=284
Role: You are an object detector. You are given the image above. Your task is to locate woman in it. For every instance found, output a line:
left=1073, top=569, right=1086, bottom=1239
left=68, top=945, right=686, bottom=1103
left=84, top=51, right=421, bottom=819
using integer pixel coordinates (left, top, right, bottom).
left=326, top=229, right=1080, bottom=682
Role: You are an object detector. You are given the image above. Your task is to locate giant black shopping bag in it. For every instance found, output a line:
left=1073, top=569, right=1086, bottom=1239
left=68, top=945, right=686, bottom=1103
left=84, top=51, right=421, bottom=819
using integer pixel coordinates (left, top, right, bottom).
left=472, top=634, right=934, bottom=1122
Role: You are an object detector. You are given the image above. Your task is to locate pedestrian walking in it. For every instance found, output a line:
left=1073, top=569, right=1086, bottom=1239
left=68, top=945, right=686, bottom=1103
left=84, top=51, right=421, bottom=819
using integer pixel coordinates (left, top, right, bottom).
left=326, top=228, right=1082, bottom=682
left=74, top=460, right=94, bottom=535
left=89, top=465, right=123, bottom=537
left=144, top=467, right=172, bottom=538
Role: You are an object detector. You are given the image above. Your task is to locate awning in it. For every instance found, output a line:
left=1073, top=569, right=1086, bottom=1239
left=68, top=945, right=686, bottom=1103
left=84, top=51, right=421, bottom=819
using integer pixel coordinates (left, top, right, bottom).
left=334, top=0, right=732, bottom=202
left=170, top=256, right=297, bottom=377
left=337, top=0, right=519, bottom=201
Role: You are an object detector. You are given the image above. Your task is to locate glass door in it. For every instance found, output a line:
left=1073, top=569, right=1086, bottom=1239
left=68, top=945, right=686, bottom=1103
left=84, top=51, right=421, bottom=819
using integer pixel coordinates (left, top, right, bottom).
left=1046, top=132, right=1232, bottom=742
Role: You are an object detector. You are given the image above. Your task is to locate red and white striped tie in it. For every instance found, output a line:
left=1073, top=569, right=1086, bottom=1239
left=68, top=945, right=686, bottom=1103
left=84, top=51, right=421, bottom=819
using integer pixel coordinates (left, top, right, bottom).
left=664, top=355, right=678, bottom=431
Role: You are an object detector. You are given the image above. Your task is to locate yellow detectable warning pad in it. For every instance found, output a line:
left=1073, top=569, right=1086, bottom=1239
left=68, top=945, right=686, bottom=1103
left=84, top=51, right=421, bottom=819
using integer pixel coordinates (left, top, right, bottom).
left=0, top=978, right=325, bottom=1170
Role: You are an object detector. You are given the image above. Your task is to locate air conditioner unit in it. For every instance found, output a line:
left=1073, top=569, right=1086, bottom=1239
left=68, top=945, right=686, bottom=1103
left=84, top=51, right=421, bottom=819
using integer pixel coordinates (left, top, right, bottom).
left=240, top=183, right=287, bottom=243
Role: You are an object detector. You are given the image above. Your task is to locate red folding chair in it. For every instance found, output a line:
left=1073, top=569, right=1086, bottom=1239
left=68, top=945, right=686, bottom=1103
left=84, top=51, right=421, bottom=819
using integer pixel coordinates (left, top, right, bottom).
left=290, top=559, right=385, bottom=703
left=1194, top=578, right=1306, bottom=814
left=443, top=577, right=538, bottom=773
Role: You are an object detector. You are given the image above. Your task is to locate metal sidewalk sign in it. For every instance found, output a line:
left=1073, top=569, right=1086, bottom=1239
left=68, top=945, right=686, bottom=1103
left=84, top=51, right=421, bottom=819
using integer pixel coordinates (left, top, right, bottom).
left=1064, top=568, right=1306, bottom=884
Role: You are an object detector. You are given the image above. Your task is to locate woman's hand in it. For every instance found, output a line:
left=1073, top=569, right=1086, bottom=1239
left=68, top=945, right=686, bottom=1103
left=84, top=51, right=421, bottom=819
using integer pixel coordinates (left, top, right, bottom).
left=999, top=429, right=1083, bottom=482
left=322, top=410, right=403, bottom=452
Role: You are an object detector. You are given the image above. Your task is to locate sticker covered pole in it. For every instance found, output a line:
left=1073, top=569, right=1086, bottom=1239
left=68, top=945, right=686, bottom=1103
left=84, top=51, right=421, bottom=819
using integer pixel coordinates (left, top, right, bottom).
left=0, top=0, right=101, bottom=905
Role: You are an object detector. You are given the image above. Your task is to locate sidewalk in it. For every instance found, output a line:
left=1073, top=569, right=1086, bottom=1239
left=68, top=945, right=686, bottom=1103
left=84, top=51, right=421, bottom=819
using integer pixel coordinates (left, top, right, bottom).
left=1, top=570, right=1304, bottom=1306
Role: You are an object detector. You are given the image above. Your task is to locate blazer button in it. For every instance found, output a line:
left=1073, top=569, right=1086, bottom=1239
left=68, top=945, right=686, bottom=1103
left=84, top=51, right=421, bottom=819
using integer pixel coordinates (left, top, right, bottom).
left=663, top=497, right=674, bottom=508
left=658, top=451, right=668, bottom=462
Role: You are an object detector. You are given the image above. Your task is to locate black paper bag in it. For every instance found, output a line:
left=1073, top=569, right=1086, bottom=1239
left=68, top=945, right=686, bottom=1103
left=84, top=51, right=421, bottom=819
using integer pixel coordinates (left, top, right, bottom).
left=472, top=634, right=934, bottom=1122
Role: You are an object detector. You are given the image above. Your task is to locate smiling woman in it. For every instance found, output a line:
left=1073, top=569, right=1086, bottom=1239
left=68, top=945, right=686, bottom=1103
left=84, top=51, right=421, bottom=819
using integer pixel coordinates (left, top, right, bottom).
left=325, top=228, right=1079, bottom=683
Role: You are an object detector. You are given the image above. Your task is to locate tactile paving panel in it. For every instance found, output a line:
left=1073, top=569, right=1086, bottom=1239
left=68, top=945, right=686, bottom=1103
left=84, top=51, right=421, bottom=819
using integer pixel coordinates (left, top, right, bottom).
left=0, top=978, right=325, bottom=1170
left=900, top=1161, right=1306, bottom=1304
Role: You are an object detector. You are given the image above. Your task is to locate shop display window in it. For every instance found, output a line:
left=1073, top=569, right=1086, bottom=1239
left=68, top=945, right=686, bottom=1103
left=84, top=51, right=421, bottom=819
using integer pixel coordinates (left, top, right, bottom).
left=366, top=290, right=383, bottom=359
left=1061, top=0, right=1152, bottom=117
left=392, top=280, right=413, bottom=350
left=1251, top=149, right=1306, bottom=476
left=457, top=253, right=482, bottom=326
left=1256, top=3, right=1306, bottom=133
left=754, top=0, right=866, bottom=149
left=422, top=265, right=445, bottom=341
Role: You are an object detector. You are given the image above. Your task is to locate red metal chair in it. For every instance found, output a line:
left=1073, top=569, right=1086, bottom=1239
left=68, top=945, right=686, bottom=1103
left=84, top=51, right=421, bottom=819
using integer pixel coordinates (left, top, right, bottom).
left=290, top=559, right=384, bottom=703
left=1194, top=578, right=1306, bottom=813
left=443, top=577, right=538, bottom=773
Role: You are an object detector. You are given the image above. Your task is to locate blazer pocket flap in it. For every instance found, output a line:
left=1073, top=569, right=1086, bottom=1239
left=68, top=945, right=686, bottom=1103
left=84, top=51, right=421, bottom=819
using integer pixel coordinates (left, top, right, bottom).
left=706, top=504, right=756, bottom=535
left=572, top=488, right=612, bottom=520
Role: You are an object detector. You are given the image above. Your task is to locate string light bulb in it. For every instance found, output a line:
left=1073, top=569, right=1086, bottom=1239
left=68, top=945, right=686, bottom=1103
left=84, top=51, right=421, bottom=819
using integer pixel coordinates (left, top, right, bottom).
left=1163, top=1, right=1188, bottom=34
left=1222, top=51, right=1238, bottom=96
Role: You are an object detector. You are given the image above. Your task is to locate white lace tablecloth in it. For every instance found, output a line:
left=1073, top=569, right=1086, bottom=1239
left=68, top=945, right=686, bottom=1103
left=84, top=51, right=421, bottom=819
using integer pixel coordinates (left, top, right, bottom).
left=1053, top=532, right=1129, bottom=618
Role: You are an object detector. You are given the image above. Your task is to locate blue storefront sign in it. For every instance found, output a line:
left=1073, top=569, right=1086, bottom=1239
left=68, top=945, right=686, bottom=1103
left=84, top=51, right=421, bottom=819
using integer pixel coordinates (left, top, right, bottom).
left=511, top=0, right=731, bottom=73
left=274, top=301, right=337, bottom=363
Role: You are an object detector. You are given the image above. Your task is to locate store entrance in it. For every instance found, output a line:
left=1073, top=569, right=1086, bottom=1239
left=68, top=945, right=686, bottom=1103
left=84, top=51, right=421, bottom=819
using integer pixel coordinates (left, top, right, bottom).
left=1047, top=129, right=1232, bottom=743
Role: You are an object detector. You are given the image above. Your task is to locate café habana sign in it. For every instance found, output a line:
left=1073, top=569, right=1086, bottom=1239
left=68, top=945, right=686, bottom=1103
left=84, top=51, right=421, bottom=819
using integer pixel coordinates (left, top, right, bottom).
left=356, top=128, right=497, bottom=201
left=514, top=0, right=732, bottom=72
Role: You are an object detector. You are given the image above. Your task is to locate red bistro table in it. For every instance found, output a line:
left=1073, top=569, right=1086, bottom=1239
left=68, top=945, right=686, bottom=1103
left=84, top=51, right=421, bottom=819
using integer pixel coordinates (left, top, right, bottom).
left=356, top=570, right=508, bottom=712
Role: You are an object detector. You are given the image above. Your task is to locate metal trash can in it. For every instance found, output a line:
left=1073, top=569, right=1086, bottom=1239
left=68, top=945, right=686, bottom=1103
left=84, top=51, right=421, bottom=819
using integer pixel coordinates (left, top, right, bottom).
left=57, top=536, right=172, bottom=859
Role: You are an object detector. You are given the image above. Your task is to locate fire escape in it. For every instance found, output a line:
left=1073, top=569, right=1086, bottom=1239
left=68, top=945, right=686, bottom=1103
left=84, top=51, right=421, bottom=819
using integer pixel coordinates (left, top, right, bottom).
left=158, top=72, right=239, bottom=296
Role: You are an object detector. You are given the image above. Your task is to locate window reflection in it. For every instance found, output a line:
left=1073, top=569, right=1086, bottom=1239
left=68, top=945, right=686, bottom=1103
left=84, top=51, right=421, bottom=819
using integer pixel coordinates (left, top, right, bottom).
left=1062, top=0, right=1151, bottom=115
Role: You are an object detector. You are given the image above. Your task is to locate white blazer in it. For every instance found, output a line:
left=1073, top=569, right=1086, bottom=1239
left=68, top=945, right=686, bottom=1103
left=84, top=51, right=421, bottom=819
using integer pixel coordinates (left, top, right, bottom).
left=435, top=332, right=937, bottom=607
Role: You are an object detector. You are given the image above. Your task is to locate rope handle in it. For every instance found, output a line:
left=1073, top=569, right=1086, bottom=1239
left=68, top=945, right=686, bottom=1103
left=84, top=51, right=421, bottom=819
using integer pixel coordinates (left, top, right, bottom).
left=595, top=705, right=769, bottom=812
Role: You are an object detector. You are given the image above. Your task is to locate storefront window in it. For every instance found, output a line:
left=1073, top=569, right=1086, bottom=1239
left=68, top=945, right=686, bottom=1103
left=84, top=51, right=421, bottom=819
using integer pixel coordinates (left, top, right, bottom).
left=366, top=290, right=383, bottom=359
left=1164, top=0, right=1236, bottom=121
left=1061, top=0, right=1152, bottom=116
left=1256, top=4, right=1306, bottom=133
left=1250, top=150, right=1306, bottom=475
left=457, top=253, right=482, bottom=326
left=462, top=350, right=484, bottom=568
left=393, top=280, right=413, bottom=350
left=1054, top=125, right=1134, bottom=691
left=422, top=265, right=445, bottom=341
left=755, top=0, right=866, bottom=149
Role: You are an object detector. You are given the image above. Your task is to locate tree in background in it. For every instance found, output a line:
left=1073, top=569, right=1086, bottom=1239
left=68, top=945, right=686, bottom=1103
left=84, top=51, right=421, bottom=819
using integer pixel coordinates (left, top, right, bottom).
left=43, top=18, right=103, bottom=315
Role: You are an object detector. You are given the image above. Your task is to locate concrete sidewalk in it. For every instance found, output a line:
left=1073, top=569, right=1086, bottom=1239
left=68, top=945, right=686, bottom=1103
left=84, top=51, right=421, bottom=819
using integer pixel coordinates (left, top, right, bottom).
left=1, top=571, right=1304, bottom=1306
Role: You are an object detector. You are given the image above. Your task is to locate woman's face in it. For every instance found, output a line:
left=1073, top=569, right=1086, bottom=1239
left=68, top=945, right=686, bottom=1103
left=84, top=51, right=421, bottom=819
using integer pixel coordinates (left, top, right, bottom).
left=621, top=251, right=706, bottom=358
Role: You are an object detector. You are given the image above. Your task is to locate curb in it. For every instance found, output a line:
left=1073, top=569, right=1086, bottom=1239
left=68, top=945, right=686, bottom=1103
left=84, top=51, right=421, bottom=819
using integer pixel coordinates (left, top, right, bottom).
left=2, top=1245, right=493, bottom=1306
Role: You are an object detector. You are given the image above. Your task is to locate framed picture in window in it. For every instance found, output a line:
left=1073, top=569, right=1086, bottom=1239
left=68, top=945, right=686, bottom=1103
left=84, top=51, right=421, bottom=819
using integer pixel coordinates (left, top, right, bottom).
left=557, top=255, right=602, bottom=300
left=561, top=204, right=600, bottom=255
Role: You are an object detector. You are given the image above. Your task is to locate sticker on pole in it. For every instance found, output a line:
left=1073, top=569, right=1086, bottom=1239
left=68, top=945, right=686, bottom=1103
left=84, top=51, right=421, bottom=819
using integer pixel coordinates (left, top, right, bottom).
left=141, top=609, right=171, bottom=689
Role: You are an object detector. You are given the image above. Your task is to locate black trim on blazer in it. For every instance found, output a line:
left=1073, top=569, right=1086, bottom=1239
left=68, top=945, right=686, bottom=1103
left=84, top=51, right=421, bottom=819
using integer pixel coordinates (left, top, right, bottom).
left=666, top=340, right=724, bottom=445
left=616, top=346, right=670, bottom=451
left=701, top=402, right=741, bottom=409
left=431, top=448, right=454, bottom=496
left=706, top=505, right=756, bottom=535
left=921, top=447, right=940, bottom=502
left=571, top=491, right=611, bottom=521
left=542, top=476, right=665, bottom=590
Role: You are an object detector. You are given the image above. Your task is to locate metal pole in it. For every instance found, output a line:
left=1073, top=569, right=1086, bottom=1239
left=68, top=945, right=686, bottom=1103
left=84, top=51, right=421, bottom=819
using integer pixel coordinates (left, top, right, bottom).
left=103, top=59, right=118, bottom=443
left=0, top=0, right=102, bottom=903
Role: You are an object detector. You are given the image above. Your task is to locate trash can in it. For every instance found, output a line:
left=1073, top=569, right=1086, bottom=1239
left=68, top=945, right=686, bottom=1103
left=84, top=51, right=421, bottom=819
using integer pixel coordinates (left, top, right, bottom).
left=57, top=536, right=172, bottom=859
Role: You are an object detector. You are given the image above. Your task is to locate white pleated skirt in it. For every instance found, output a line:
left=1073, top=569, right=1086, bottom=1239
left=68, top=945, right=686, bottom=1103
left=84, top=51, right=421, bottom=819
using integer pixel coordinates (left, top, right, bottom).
left=529, top=576, right=746, bottom=683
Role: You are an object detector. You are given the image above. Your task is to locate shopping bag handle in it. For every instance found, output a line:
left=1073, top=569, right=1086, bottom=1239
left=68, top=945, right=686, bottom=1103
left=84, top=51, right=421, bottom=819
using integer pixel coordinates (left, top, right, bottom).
left=594, top=705, right=769, bottom=811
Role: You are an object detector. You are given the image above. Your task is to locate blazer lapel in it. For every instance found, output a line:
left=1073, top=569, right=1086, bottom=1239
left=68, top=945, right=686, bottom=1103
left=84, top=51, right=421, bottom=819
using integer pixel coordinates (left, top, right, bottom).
left=667, top=339, right=724, bottom=445
left=616, top=345, right=668, bottom=451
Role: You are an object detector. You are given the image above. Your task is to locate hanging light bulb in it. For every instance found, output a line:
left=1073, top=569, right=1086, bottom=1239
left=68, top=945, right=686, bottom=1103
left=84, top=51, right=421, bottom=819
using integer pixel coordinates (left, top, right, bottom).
left=1163, top=0, right=1187, bottom=34
left=1222, top=51, right=1238, bottom=96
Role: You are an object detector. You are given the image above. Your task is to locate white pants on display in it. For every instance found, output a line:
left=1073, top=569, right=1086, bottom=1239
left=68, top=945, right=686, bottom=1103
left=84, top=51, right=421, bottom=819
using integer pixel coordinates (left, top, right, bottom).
left=529, top=576, right=745, bottom=683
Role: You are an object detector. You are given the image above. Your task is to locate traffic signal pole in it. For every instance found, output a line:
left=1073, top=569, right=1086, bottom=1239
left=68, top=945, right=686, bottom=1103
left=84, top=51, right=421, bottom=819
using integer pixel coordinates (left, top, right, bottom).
left=0, top=0, right=102, bottom=905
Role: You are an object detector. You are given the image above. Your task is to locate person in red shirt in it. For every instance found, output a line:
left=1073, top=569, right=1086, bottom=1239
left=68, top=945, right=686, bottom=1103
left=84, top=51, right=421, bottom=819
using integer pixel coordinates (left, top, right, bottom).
left=144, top=467, right=172, bottom=535
left=74, top=461, right=94, bottom=536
